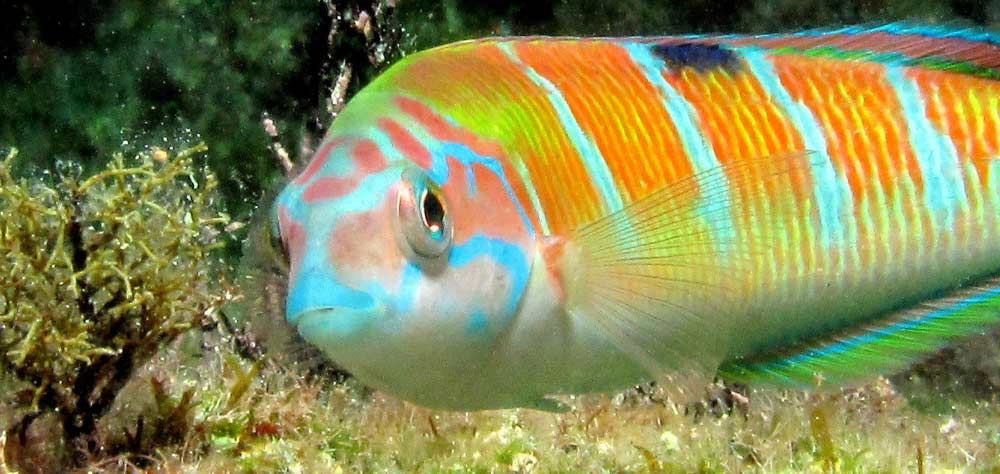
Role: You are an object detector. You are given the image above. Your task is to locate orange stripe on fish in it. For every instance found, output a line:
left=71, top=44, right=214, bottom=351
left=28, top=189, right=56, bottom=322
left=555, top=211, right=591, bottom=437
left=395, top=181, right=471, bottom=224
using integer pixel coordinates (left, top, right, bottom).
left=512, top=40, right=695, bottom=204
left=384, top=44, right=606, bottom=232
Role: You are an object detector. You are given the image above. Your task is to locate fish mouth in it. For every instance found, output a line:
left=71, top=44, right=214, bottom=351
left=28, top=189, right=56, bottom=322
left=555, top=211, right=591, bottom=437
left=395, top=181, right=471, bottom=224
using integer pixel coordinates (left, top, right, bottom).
left=285, top=268, right=387, bottom=341
left=286, top=269, right=378, bottom=325
left=292, top=306, right=383, bottom=341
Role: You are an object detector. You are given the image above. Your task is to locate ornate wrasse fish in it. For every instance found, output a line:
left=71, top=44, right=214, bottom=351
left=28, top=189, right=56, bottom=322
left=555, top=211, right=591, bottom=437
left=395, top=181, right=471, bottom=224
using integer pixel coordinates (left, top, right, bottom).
left=271, top=24, right=1000, bottom=410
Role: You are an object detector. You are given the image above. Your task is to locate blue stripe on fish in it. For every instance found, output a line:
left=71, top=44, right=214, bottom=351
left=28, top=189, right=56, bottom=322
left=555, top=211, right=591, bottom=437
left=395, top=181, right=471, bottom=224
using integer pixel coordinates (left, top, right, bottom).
left=821, top=23, right=1000, bottom=45
left=785, top=285, right=1000, bottom=364
left=449, top=233, right=531, bottom=321
left=741, top=47, right=854, bottom=252
left=498, top=42, right=625, bottom=214
left=286, top=268, right=377, bottom=324
left=884, top=64, right=968, bottom=231
left=438, top=141, right=537, bottom=238
left=624, top=42, right=735, bottom=245
left=284, top=168, right=399, bottom=322
left=390, top=262, right=424, bottom=315
left=391, top=104, right=537, bottom=238
left=512, top=158, right=552, bottom=235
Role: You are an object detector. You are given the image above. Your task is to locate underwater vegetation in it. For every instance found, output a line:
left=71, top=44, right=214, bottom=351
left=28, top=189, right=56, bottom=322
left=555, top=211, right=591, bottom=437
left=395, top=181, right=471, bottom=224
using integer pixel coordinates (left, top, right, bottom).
left=0, top=143, right=238, bottom=467
left=8, top=347, right=1000, bottom=473
left=0, top=0, right=405, bottom=230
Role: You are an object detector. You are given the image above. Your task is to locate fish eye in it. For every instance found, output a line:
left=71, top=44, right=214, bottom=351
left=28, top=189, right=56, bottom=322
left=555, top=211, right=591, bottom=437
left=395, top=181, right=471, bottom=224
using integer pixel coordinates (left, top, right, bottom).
left=420, top=187, right=446, bottom=238
left=398, top=169, right=453, bottom=259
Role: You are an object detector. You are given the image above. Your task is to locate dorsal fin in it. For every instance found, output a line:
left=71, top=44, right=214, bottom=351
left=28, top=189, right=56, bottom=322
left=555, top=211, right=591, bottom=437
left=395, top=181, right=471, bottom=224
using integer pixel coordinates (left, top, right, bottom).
left=644, top=23, right=1000, bottom=80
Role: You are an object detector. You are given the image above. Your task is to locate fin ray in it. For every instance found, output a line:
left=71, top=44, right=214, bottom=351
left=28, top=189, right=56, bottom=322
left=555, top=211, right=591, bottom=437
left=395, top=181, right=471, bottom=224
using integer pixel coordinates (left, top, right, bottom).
left=557, top=152, right=820, bottom=400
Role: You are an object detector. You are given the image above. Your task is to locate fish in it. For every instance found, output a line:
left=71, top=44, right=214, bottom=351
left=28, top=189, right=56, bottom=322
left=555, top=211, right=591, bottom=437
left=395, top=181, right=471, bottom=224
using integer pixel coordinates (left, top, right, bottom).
left=270, top=23, right=1000, bottom=411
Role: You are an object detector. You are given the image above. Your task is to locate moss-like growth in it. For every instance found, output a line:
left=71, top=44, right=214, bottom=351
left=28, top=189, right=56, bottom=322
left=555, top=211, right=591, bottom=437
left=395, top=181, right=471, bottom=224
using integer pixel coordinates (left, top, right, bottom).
left=0, top=144, right=235, bottom=466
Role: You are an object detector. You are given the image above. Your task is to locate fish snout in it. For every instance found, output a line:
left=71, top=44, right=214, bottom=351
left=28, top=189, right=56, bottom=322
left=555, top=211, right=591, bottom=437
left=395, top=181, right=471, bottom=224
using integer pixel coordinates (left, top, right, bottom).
left=286, top=269, right=383, bottom=336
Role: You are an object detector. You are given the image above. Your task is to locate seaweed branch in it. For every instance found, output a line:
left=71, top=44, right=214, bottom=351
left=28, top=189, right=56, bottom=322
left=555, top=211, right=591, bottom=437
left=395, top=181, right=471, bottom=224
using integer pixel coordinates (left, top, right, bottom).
left=0, top=144, right=237, bottom=467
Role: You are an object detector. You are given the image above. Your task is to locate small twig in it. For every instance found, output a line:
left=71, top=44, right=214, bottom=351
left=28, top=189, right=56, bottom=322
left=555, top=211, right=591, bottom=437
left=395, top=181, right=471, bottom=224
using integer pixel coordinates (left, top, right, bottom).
left=916, top=443, right=925, bottom=474
left=328, top=61, right=353, bottom=121
left=427, top=414, right=442, bottom=439
left=262, top=113, right=294, bottom=178
left=265, top=0, right=401, bottom=175
left=218, top=306, right=264, bottom=361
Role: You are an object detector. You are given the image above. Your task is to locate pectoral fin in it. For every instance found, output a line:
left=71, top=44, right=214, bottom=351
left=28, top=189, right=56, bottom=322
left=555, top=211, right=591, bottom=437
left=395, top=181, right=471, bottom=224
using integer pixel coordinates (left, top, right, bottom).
left=550, top=152, right=819, bottom=401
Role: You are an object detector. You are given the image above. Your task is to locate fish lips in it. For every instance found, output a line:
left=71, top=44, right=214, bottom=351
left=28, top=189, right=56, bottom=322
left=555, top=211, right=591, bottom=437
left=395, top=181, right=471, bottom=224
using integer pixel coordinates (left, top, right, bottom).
left=292, top=306, right=383, bottom=342
left=286, top=269, right=385, bottom=338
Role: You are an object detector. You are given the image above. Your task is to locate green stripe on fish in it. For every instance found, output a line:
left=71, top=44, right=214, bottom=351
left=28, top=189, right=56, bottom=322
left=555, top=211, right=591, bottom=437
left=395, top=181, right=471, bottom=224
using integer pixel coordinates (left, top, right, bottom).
left=719, top=275, right=1000, bottom=388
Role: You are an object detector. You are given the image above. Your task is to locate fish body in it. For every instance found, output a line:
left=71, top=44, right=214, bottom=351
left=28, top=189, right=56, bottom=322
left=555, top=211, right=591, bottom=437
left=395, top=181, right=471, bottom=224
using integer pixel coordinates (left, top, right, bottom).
left=273, top=24, right=1000, bottom=410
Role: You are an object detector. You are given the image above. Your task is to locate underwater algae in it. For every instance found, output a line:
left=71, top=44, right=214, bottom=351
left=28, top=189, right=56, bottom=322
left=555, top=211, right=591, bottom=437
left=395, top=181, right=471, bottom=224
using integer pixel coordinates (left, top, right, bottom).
left=0, top=144, right=238, bottom=469
left=27, top=359, right=1000, bottom=474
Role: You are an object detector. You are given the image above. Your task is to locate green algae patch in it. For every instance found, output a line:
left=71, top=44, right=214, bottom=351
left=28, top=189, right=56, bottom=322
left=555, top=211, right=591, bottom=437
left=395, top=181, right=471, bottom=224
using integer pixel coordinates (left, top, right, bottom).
left=0, top=144, right=236, bottom=467
left=100, top=364, right=1000, bottom=474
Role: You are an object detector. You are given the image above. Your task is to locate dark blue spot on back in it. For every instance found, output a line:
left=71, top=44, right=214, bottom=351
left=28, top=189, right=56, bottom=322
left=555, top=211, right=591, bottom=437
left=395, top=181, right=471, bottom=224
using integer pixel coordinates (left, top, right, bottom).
left=651, top=43, right=742, bottom=73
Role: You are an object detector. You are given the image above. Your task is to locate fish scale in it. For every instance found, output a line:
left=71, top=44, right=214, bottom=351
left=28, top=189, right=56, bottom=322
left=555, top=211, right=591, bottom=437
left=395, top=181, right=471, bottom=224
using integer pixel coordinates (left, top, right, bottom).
left=398, top=38, right=993, bottom=272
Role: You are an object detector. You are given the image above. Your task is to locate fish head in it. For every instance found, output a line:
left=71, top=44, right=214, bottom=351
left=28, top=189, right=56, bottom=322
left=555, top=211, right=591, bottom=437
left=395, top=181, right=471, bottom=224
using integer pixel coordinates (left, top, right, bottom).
left=271, top=95, right=538, bottom=407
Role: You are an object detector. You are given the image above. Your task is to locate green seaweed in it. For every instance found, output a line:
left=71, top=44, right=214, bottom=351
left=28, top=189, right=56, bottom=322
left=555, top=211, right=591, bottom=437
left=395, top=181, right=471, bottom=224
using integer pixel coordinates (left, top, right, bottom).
left=0, top=143, right=236, bottom=468
left=809, top=400, right=837, bottom=473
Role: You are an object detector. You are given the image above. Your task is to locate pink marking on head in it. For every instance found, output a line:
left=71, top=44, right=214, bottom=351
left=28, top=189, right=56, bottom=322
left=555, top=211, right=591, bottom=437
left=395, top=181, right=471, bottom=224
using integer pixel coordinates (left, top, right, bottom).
left=295, top=138, right=347, bottom=185
left=394, top=97, right=502, bottom=159
left=444, top=154, right=469, bottom=184
left=301, top=139, right=387, bottom=203
left=327, top=195, right=405, bottom=285
left=395, top=97, right=451, bottom=137
left=468, top=162, right=529, bottom=240
left=395, top=96, right=544, bottom=235
left=378, top=118, right=433, bottom=170
left=440, top=156, right=529, bottom=246
left=302, top=176, right=357, bottom=203
left=352, top=139, right=388, bottom=173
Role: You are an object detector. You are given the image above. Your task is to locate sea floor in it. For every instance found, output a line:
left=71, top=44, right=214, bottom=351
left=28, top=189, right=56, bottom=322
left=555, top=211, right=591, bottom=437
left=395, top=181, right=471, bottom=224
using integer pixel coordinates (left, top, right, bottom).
left=4, top=346, right=988, bottom=474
